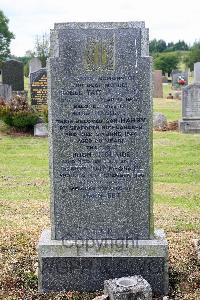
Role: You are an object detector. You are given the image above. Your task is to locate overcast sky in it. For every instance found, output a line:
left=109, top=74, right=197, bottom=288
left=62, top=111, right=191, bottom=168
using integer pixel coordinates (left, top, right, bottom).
left=1, top=0, right=199, bottom=56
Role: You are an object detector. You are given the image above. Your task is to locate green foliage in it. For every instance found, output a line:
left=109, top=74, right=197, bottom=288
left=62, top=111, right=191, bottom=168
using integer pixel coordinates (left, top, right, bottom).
left=24, top=62, right=29, bottom=77
left=0, top=10, right=14, bottom=60
left=150, top=39, right=167, bottom=53
left=41, top=106, right=48, bottom=123
left=184, top=41, right=200, bottom=70
left=154, top=52, right=180, bottom=75
left=150, top=39, right=189, bottom=54
left=0, top=96, right=38, bottom=130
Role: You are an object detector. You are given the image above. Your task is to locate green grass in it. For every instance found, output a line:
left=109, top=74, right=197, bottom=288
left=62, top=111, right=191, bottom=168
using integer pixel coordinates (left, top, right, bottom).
left=154, top=98, right=181, bottom=121
left=0, top=137, right=49, bottom=203
left=154, top=83, right=182, bottom=121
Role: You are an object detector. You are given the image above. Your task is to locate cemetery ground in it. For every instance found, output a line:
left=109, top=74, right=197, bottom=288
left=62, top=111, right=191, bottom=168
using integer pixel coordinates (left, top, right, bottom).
left=0, top=99, right=200, bottom=299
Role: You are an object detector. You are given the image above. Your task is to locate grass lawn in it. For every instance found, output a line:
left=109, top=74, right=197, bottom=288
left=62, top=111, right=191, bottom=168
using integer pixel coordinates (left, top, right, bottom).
left=0, top=98, right=200, bottom=299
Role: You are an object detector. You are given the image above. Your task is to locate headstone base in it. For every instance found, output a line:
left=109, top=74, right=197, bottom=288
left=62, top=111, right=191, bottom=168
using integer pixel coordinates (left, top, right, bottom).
left=38, top=229, right=168, bottom=296
left=179, top=120, right=200, bottom=133
left=34, top=123, right=48, bottom=137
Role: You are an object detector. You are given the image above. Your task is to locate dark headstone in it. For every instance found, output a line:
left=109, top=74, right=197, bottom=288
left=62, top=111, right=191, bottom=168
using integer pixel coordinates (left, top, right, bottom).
left=30, top=68, right=47, bottom=110
left=2, top=60, right=24, bottom=91
left=38, top=22, right=168, bottom=296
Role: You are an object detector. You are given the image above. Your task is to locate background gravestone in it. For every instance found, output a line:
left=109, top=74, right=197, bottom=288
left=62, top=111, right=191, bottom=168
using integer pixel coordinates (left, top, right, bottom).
left=194, top=62, right=200, bottom=83
left=29, top=57, right=42, bottom=75
left=2, top=60, right=24, bottom=91
left=171, top=70, right=188, bottom=89
left=38, top=22, right=168, bottom=296
left=30, top=68, right=47, bottom=110
left=179, top=83, right=200, bottom=133
left=0, top=68, right=2, bottom=83
left=0, top=84, right=12, bottom=101
left=153, top=70, right=163, bottom=98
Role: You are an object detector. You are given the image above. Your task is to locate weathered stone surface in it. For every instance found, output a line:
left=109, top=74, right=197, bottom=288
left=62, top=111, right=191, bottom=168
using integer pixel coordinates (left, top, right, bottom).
left=104, top=275, right=152, bottom=300
left=153, top=113, right=167, bottom=131
left=29, top=57, right=42, bottom=74
left=38, top=229, right=168, bottom=295
left=30, top=68, right=47, bottom=110
left=48, top=22, right=153, bottom=241
left=0, top=83, right=12, bottom=101
left=153, top=70, right=163, bottom=98
left=194, top=62, right=200, bottom=83
left=34, top=123, right=48, bottom=137
left=2, top=60, right=24, bottom=91
left=179, top=83, right=200, bottom=133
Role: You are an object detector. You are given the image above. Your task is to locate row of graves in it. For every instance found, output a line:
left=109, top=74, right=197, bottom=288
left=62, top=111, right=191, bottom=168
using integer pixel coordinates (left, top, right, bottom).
left=0, top=58, right=48, bottom=109
left=0, top=57, right=199, bottom=135
left=153, top=63, right=200, bottom=133
left=28, top=58, right=48, bottom=136
left=0, top=58, right=48, bottom=136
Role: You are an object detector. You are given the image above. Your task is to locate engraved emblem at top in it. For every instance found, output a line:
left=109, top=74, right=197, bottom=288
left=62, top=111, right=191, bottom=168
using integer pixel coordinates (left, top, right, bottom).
left=84, top=36, right=115, bottom=71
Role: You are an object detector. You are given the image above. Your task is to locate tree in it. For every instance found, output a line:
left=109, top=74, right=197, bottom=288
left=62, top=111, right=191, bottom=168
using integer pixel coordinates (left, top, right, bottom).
left=154, top=52, right=180, bottom=75
left=173, top=40, right=189, bottom=51
left=149, top=39, right=167, bottom=54
left=34, top=33, right=49, bottom=67
left=0, top=10, right=14, bottom=61
left=184, top=41, right=200, bottom=70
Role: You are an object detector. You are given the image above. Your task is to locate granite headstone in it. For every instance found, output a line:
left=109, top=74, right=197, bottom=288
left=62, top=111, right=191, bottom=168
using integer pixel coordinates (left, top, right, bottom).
left=194, top=62, right=200, bottom=83
left=29, top=57, right=42, bottom=74
left=0, top=84, right=12, bottom=101
left=30, top=68, right=47, bottom=110
left=179, top=83, right=200, bottom=133
left=2, top=60, right=24, bottom=91
left=38, top=22, right=168, bottom=296
left=153, top=70, right=163, bottom=98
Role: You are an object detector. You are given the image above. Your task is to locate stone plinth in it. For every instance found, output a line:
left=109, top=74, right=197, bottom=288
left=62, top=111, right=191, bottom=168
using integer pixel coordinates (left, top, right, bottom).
left=38, top=229, right=168, bottom=296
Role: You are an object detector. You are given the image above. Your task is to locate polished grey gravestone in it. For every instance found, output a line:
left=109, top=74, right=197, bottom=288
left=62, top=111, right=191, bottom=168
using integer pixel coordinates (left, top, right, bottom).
left=194, top=62, right=200, bottom=83
left=29, top=57, right=42, bottom=75
left=153, top=70, right=163, bottom=98
left=179, top=83, right=200, bottom=133
left=171, top=70, right=188, bottom=89
left=38, top=22, right=168, bottom=296
left=2, top=59, right=24, bottom=91
left=30, top=68, right=47, bottom=110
